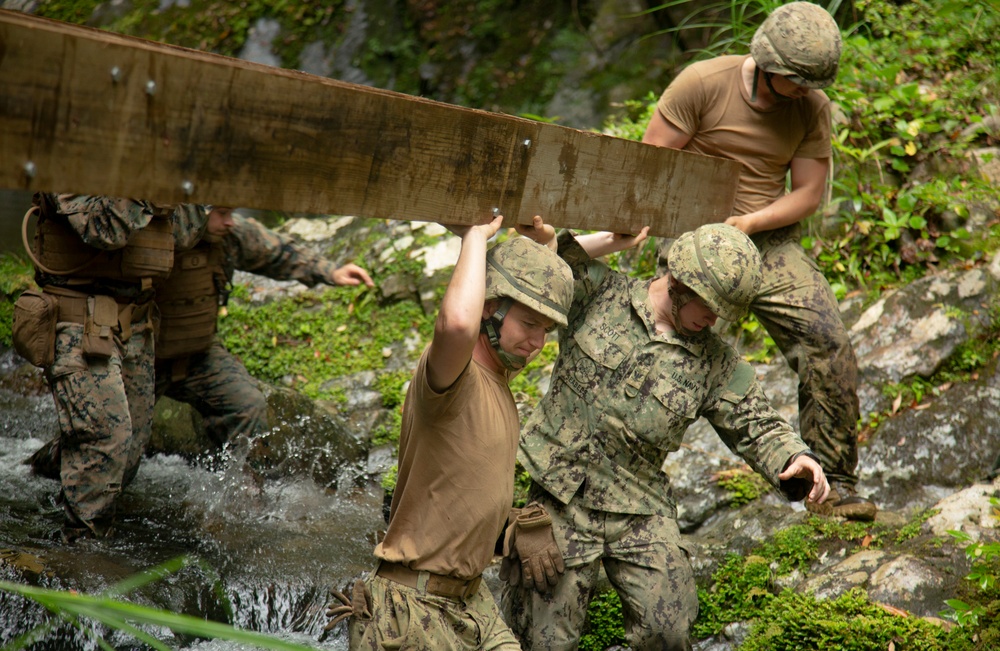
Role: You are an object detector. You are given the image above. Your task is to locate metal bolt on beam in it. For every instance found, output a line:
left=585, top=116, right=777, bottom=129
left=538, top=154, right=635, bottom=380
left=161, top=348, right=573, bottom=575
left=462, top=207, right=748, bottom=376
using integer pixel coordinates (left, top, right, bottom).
left=181, top=180, right=194, bottom=196
left=145, top=80, right=157, bottom=95
left=493, top=207, right=500, bottom=216
left=523, top=139, right=531, bottom=148
left=110, top=66, right=122, bottom=83
left=23, top=161, right=36, bottom=180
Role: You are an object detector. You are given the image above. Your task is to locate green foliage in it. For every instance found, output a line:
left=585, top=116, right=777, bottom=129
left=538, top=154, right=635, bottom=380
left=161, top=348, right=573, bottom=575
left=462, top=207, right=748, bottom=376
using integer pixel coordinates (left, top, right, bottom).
left=639, top=0, right=788, bottom=60
left=696, top=524, right=820, bottom=636
left=579, top=589, right=627, bottom=651
left=693, top=512, right=953, bottom=641
left=742, top=588, right=962, bottom=651
left=730, top=313, right=779, bottom=364
left=39, top=0, right=350, bottom=68
left=695, top=553, right=776, bottom=637
left=0, top=253, right=34, bottom=348
left=894, top=509, right=939, bottom=544
left=0, top=556, right=318, bottom=651
left=369, top=370, right=412, bottom=446
left=814, top=0, right=1000, bottom=297
left=942, top=498, right=1000, bottom=629
left=512, top=465, right=533, bottom=509
left=600, top=93, right=658, bottom=142
left=602, top=0, right=1000, bottom=303
left=380, top=463, right=398, bottom=494
left=217, top=284, right=433, bottom=401
left=713, top=466, right=772, bottom=507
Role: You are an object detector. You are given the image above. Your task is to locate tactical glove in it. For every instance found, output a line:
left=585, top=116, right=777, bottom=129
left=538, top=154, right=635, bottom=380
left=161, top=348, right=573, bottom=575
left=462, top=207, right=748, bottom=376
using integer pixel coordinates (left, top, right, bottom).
left=500, top=502, right=565, bottom=592
left=324, top=579, right=372, bottom=631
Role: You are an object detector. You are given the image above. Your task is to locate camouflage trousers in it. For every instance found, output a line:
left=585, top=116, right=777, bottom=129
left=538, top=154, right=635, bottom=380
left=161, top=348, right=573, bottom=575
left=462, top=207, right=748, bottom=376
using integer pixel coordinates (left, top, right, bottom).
left=154, top=340, right=268, bottom=448
left=660, top=229, right=861, bottom=484
left=46, top=319, right=155, bottom=530
left=348, top=570, right=520, bottom=651
left=501, top=487, right=697, bottom=651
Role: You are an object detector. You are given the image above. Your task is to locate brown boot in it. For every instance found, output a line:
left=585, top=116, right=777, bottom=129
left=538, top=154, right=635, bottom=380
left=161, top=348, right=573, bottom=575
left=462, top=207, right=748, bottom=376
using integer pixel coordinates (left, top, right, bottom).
left=806, top=481, right=877, bottom=521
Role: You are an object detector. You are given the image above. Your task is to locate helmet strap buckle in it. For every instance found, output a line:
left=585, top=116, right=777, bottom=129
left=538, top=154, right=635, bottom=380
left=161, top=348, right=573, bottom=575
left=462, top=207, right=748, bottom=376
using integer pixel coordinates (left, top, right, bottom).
left=481, top=298, right=526, bottom=371
left=668, top=282, right=699, bottom=338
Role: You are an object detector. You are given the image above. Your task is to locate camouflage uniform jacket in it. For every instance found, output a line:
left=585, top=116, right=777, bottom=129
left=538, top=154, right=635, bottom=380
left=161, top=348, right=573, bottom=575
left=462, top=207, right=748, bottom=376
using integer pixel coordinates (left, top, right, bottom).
left=217, top=215, right=341, bottom=298
left=35, top=194, right=207, bottom=300
left=518, top=231, right=811, bottom=517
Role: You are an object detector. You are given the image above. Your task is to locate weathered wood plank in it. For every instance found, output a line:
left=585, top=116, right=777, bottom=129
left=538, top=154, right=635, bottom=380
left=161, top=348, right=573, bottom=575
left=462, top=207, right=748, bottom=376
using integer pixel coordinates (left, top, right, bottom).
left=0, top=10, right=740, bottom=237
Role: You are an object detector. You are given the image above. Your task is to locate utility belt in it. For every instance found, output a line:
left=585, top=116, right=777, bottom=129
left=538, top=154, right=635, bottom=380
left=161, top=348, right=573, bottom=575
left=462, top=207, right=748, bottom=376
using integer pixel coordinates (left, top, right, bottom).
left=48, top=287, right=153, bottom=356
left=12, top=285, right=153, bottom=367
left=375, top=561, right=482, bottom=601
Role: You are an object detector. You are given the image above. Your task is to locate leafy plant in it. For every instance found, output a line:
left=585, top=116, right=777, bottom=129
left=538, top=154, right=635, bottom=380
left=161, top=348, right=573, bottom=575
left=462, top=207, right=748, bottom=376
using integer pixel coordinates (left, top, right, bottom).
left=579, top=589, right=627, bottom=651
left=0, top=556, right=321, bottom=650
left=942, top=498, right=1000, bottom=628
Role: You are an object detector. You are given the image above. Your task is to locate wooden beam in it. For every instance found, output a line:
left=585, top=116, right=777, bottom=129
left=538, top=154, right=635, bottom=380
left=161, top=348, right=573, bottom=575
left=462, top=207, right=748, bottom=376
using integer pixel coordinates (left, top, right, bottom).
left=0, top=10, right=740, bottom=237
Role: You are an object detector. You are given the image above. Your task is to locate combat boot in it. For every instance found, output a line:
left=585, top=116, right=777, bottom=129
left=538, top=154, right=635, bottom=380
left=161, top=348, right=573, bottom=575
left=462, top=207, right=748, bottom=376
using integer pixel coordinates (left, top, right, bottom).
left=806, top=481, right=877, bottom=521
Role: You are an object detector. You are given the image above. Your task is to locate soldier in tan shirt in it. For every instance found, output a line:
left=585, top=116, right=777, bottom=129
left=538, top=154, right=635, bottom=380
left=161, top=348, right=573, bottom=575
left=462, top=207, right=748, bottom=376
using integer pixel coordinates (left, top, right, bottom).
left=644, top=2, right=875, bottom=521
left=326, top=214, right=574, bottom=650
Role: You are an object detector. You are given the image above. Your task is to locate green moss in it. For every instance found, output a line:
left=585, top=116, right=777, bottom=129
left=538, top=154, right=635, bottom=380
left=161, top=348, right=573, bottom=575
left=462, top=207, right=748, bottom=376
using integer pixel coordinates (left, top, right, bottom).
left=743, top=588, right=965, bottom=651
left=217, top=283, right=434, bottom=401
left=0, top=253, right=35, bottom=348
left=713, top=466, right=773, bottom=508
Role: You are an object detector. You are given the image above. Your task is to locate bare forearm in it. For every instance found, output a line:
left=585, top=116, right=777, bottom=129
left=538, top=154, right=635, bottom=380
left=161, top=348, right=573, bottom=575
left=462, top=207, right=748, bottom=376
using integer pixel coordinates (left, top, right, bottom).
left=438, top=229, right=491, bottom=339
left=726, top=188, right=821, bottom=236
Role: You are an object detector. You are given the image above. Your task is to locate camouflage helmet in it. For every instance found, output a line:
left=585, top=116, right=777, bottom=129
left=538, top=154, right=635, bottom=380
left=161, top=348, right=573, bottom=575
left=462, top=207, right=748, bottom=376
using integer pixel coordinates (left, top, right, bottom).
left=667, top=223, right=762, bottom=322
left=485, top=237, right=573, bottom=327
left=750, top=2, right=842, bottom=89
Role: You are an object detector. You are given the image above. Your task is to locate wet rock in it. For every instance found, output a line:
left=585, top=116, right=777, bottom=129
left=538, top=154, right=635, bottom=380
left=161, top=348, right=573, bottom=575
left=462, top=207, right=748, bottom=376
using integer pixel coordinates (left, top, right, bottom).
left=150, top=386, right=367, bottom=489
left=248, top=386, right=367, bottom=488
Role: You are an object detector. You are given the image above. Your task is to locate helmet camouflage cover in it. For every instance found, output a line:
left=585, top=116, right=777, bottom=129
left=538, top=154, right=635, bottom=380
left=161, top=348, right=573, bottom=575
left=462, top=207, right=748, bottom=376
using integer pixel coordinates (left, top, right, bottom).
left=750, top=1, right=842, bottom=89
left=485, top=237, right=573, bottom=327
left=667, top=223, right=762, bottom=322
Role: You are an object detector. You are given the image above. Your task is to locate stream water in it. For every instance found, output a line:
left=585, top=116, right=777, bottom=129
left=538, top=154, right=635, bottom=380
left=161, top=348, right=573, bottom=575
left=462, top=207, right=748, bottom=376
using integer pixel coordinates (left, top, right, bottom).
left=0, top=351, right=384, bottom=650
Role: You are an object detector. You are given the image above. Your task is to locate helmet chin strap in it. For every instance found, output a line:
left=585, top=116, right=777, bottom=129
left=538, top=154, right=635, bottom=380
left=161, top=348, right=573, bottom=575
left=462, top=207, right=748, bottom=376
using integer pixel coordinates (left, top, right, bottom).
left=668, top=284, right=699, bottom=338
left=481, top=298, right=527, bottom=371
left=763, top=71, right=797, bottom=101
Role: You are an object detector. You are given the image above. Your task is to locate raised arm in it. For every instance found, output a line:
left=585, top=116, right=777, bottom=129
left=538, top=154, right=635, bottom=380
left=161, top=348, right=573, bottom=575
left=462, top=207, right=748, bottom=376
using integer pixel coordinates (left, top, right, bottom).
left=515, top=215, right=649, bottom=259
left=426, top=215, right=504, bottom=391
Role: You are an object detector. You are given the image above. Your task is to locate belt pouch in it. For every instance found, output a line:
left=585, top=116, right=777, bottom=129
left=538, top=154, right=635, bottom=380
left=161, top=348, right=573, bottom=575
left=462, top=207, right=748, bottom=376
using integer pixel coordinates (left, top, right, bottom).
left=82, top=295, right=119, bottom=358
left=12, top=288, right=58, bottom=367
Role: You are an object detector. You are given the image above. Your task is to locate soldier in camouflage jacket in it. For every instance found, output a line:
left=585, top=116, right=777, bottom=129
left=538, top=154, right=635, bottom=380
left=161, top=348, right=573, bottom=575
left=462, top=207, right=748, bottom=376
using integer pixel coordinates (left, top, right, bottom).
left=28, top=208, right=373, bottom=504
left=500, top=218, right=829, bottom=651
left=153, top=207, right=374, bottom=453
left=23, top=194, right=206, bottom=542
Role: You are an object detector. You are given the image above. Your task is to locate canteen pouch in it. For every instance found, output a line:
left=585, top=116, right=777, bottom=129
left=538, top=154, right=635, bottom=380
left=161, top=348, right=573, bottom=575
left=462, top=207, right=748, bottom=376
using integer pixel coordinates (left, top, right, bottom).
left=82, top=295, right=119, bottom=359
left=12, top=288, right=58, bottom=367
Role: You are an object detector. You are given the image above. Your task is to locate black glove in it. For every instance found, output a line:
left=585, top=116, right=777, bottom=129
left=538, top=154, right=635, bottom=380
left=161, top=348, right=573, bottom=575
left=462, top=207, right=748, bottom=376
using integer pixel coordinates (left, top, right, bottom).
left=500, top=502, right=565, bottom=592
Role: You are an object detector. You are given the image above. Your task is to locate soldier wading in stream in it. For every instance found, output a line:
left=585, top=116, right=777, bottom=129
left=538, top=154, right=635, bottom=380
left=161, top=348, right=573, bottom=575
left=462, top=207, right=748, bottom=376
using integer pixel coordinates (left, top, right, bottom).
left=324, top=213, right=575, bottom=650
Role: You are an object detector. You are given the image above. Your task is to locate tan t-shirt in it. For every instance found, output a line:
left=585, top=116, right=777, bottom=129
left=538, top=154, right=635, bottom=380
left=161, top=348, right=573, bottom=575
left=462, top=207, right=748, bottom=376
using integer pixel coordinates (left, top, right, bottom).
left=374, top=347, right=519, bottom=579
left=656, top=54, right=832, bottom=217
